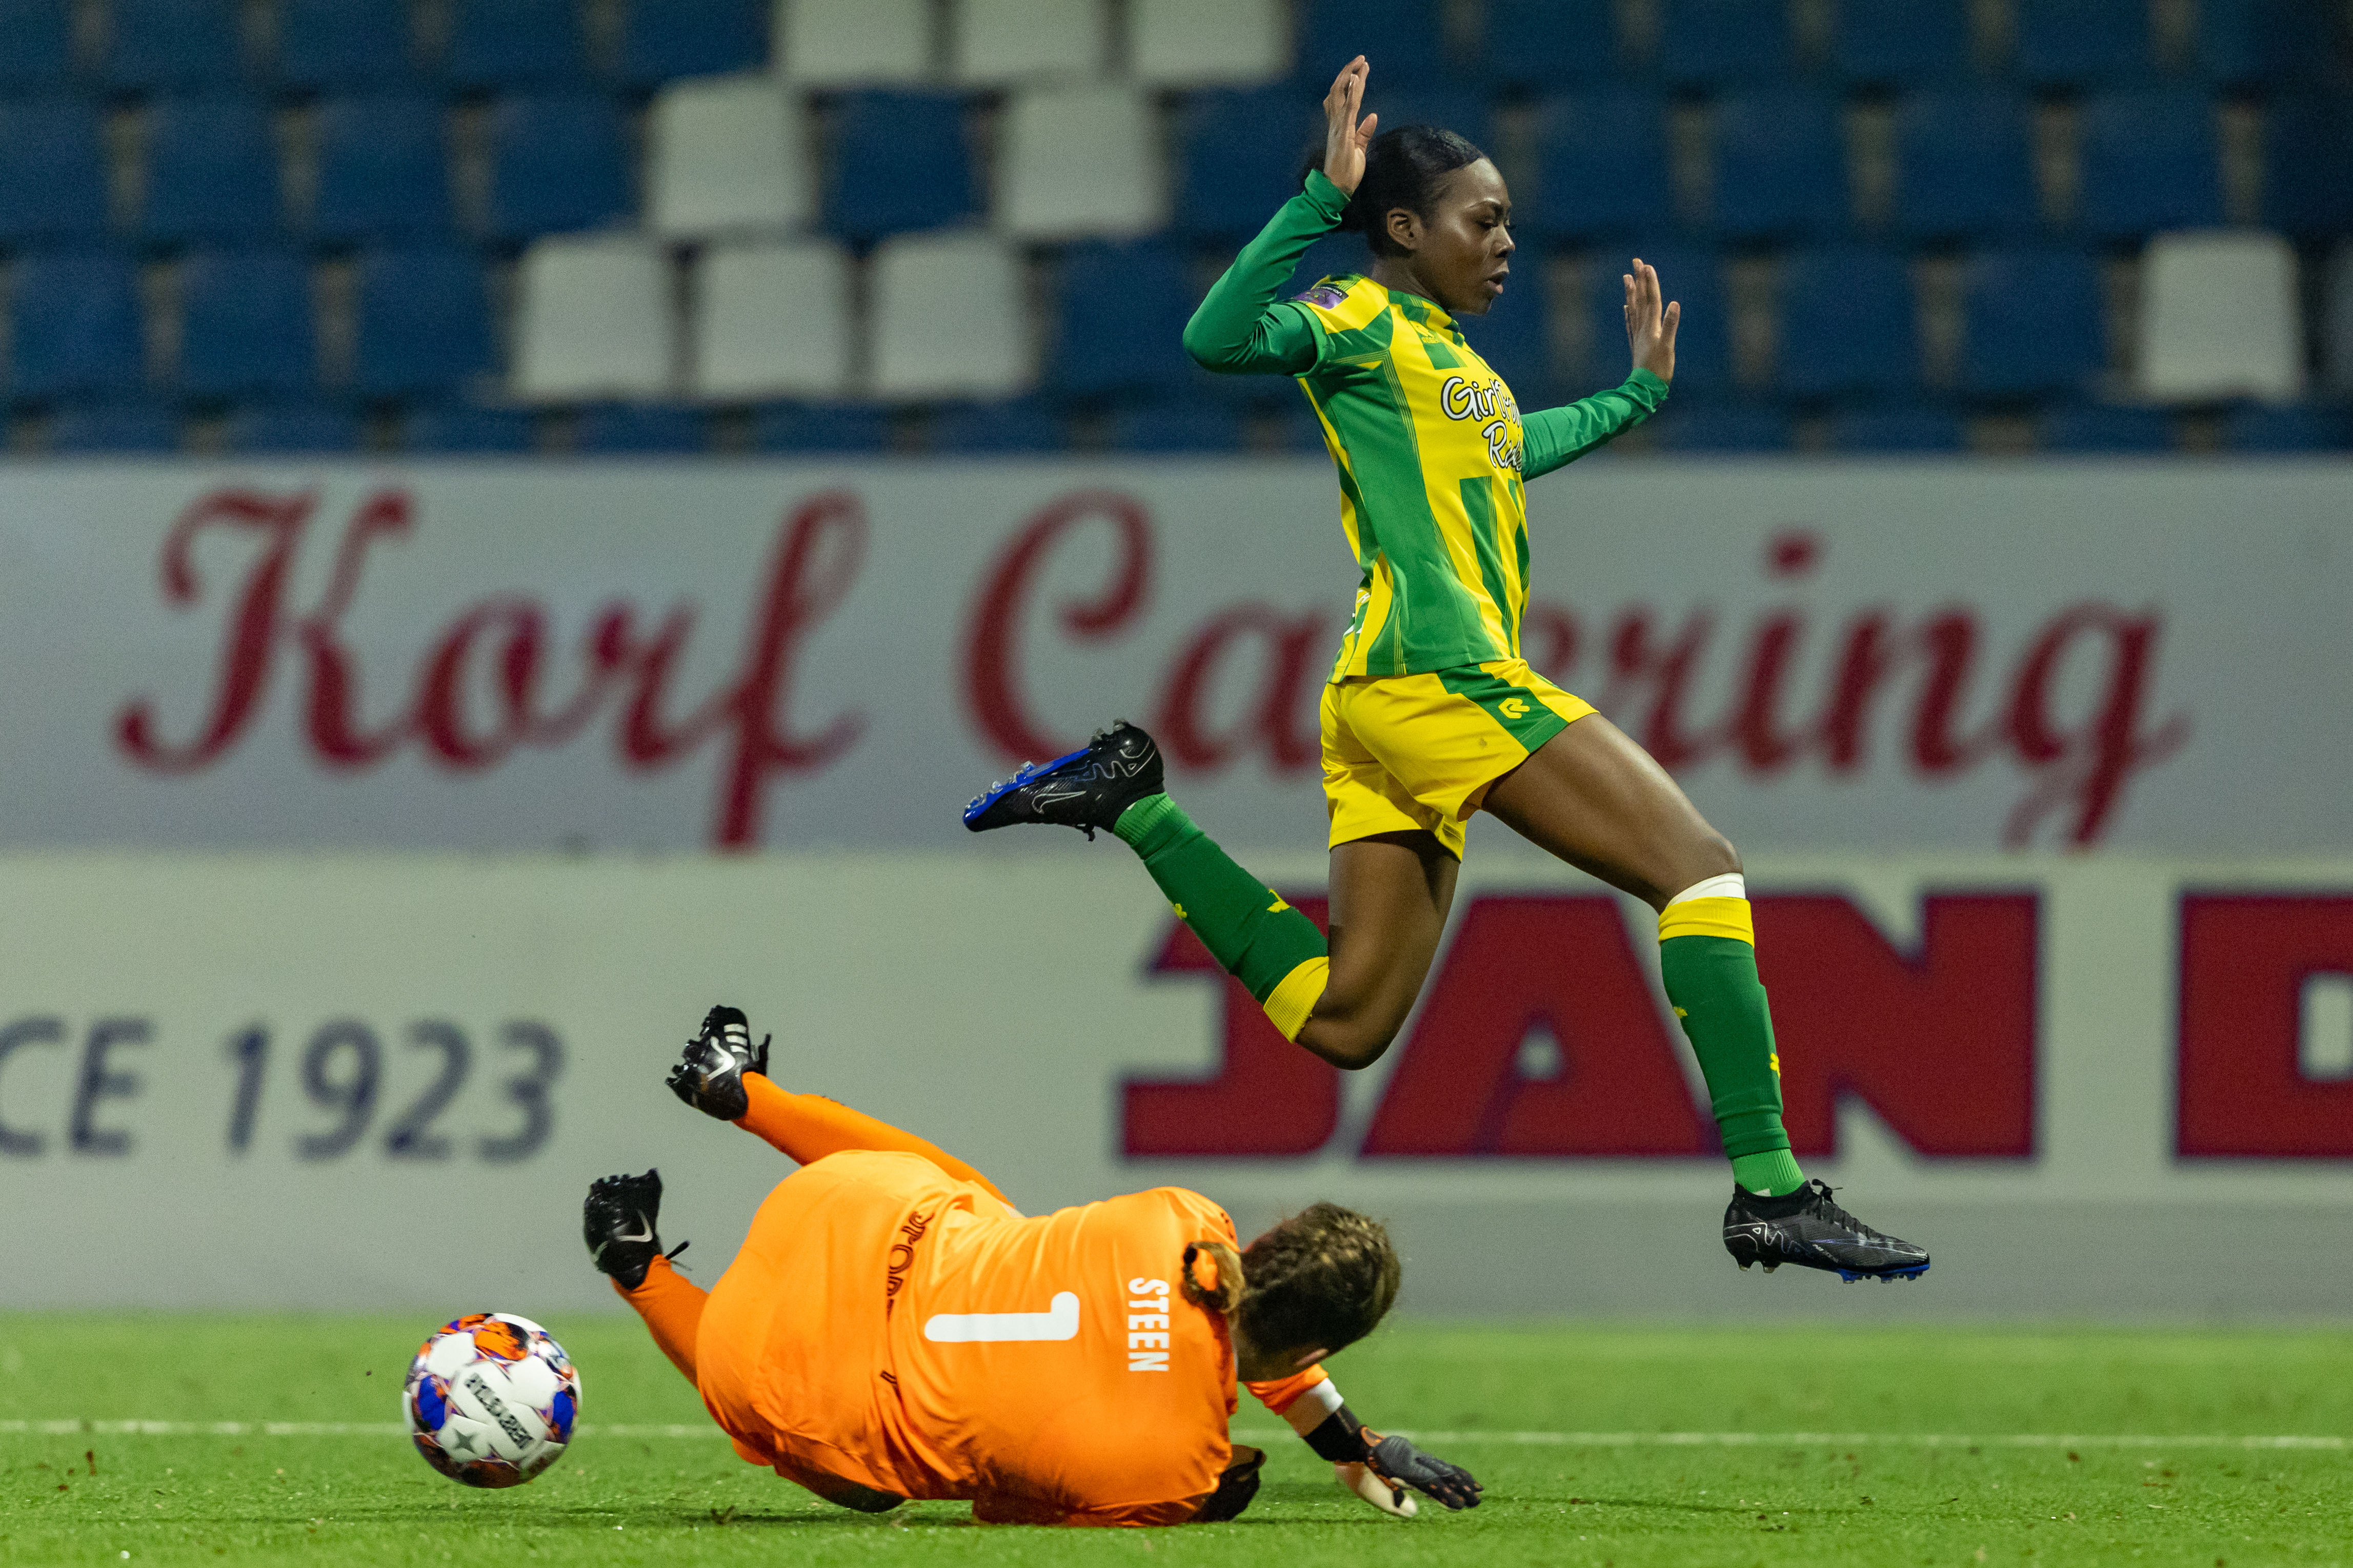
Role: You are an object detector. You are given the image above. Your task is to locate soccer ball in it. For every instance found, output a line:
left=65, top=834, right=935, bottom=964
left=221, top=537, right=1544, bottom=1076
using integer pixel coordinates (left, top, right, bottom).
left=403, top=1312, right=580, bottom=1488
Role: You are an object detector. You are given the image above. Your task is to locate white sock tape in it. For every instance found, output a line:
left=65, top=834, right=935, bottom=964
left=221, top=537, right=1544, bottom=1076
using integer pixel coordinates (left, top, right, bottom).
left=1666, top=873, right=1746, bottom=906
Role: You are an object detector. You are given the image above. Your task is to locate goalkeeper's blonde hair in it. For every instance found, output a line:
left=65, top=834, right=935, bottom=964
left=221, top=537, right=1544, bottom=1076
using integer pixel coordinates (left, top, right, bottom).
left=1182, top=1203, right=1401, bottom=1354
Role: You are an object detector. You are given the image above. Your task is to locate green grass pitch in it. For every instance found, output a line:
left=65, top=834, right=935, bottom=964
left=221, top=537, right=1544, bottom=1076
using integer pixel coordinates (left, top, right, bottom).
left=4, top=1315, right=2349, bottom=1566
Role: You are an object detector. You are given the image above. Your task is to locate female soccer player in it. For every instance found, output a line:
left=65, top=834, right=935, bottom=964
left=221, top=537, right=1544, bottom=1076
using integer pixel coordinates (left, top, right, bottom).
left=966, top=57, right=1926, bottom=1282
left=582, top=1006, right=1481, bottom=1526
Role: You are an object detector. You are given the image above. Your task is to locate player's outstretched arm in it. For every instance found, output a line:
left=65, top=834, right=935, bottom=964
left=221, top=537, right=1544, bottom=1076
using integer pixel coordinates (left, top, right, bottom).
left=1517, top=258, right=1680, bottom=479
left=1257, top=1375, right=1481, bottom=1516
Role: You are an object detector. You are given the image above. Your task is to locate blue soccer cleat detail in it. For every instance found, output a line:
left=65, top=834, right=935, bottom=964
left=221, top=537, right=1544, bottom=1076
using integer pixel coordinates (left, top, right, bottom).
left=961, top=721, right=1164, bottom=840
left=1723, top=1179, right=1929, bottom=1281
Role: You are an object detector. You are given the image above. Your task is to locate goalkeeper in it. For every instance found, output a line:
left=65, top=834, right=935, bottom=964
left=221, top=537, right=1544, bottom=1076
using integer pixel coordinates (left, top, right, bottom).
left=581, top=1006, right=1481, bottom=1526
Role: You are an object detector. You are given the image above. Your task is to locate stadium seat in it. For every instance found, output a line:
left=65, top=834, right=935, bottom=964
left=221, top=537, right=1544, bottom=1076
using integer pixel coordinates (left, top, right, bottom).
left=512, top=235, right=675, bottom=400
left=2325, top=247, right=2353, bottom=397
left=405, top=405, right=539, bottom=453
left=178, top=249, right=315, bottom=396
left=1958, top=247, right=2104, bottom=396
left=2194, top=0, right=2337, bottom=86
left=952, top=0, right=1107, bottom=84
left=1777, top=247, right=1917, bottom=398
left=0, top=97, right=110, bottom=245
left=2223, top=404, right=2349, bottom=450
left=929, top=398, right=1069, bottom=453
left=311, top=95, right=452, bottom=242
left=1707, top=90, right=1850, bottom=241
left=573, top=404, right=711, bottom=453
left=1832, top=0, right=1972, bottom=86
left=10, top=251, right=144, bottom=397
left=2075, top=89, right=2224, bottom=241
left=1174, top=88, right=1318, bottom=238
left=998, top=85, right=1164, bottom=241
left=823, top=91, right=982, bottom=241
left=274, top=0, right=416, bottom=90
left=2262, top=94, right=2353, bottom=239
left=647, top=75, right=809, bottom=238
left=352, top=248, right=497, bottom=395
left=0, top=0, right=75, bottom=90
left=1482, top=0, right=1621, bottom=91
left=1526, top=88, right=1671, bottom=240
left=869, top=231, right=1032, bottom=399
left=1130, top=0, right=1290, bottom=87
left=1287, top=231, right=1369, bottom=294
left=615, top=0, right=767, bottom=87
left=50, top=401, right=181, bottom=453
left=105, top=0, right=243, bottom=92
left=2136, top=230, right=2302, bottom=403
left=2013, top=0, right=2153, bottom=88
left=224, top=402, right=363, bottom=453
left=752, top=402, right=894, bottom=451
left=142, top=95, right=283, bottom=243
left=1650, top=404, right=1796, bottom=452
left=1464, top=237, right=1554, bottom=405
left=1587, top=241, right=1730, bottom=394
left=1362, top=87, right=1495, bottom=157
left=1826, top=406, right=1968, bottom=451
left=446, top=0, right=588, bottom=89
left=688, top=239, right=853, bottom=399
left=1105, top=400, right=1251, bottom=452
left=2039, top=402, right=2174, bottom=450
left=1891, top=89, right=2040, bottom=242
left=1048, top=239, right=1194, bottom=398
left=777, top=0, right=931, bottom=86
left=1658, top=0, right=1793, bottom=89
left=484, top=92, right=632, bottom=240
left=1297, top=0, right=1447, bottom=87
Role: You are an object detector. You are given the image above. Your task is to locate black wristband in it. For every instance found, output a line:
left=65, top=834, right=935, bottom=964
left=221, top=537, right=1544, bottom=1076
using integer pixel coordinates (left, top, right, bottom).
left=1302, top=1406, right=1371, bottom=1464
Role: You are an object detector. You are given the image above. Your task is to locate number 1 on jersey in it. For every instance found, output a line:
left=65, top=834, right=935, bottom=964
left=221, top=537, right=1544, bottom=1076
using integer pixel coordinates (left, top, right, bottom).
left=922, top=1292, right=1081, bottom=1343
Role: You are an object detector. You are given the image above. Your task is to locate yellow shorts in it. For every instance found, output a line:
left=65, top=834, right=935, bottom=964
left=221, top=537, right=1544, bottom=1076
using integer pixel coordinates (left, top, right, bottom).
left=1320, top=658, right=1597, bottom=859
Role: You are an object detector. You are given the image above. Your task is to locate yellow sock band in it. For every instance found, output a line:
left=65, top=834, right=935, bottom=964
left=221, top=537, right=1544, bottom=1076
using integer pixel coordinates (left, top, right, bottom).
left=1262, top=956, right=1331, bottom=1041
left=1659, top=897, right=1755, bottom=945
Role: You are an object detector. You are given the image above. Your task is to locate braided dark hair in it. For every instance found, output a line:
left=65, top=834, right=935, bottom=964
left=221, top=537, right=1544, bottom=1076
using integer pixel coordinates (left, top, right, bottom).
left=1308, top=124, right=1490, bottom=258
left=1233, top=1202, right=1400, bottom=1355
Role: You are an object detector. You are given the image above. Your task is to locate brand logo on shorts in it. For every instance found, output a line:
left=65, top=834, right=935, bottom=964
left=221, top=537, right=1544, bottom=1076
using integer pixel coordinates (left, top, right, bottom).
left=1498, top=697, right=1531, bottom=720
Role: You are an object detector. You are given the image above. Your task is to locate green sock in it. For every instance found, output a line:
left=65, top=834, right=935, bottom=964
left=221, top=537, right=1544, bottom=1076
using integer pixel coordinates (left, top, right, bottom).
left=1113, top=795, right=1329, bottom=1040
left=1658, top=914, right=1805, bottom=1197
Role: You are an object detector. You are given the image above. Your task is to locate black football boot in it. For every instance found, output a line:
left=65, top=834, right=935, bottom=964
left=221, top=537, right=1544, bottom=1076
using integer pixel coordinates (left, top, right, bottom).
left=961, top=721, right=1164, bottom=840
left=666, top=1004, right=770, bottom=1121
left=583, top=1169, right=674, bottom=1290
left=1723, top=1179, right=1930, bottom=1281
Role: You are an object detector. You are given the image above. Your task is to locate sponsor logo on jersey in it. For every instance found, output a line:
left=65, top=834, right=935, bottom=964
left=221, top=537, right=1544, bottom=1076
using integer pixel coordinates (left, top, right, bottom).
left=884, top=1209, right=932, bottom=1315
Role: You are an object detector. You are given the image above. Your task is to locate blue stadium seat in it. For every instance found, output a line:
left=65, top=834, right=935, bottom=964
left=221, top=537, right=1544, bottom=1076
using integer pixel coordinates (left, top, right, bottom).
left=574, top=405, right=711, bottom=453
left=352, top=248, right=496, bottom=395
left=1826, top=406, right=1968, bottom=451
left=484, top=92, right=632, bottom=240
left=1650, top=404, right=1795, bottom=452
left=50, top=401, right=180, bottom=453
left=10, top=251, right=145, bottom=397
left=1659, top=0, right=1793, bottom=89
left=752, top=403, right=894, bottom=452
left=1264, top=399, right=1330, bottom=452
left=1588, top=241, right=1729, bottom=395
left=1104, top=401, right=1249, bottom=452
left=1050, top=240, right=1194, bottom=398
left=1175, top=89, right=1317, bottom=239
left=1363, top=88, right=1494, bottom=155
left=2013, top=0, right=2152, bottom=88
left=1463, top=237, right=1553, bottom=405
left=1777, top=248, right=1917, bottom=398
left=1526, top=88, right=1671, bottom=240
left=1483, top=0, right=1621, bottom=90
left=2263, top=94, right=2353, bottom=238
left=823, top=91, right=981, bottom=243
left=1708, top=90, right=1849, bottom=241
left=275, top=0, right=415, bottom=89
left=142, top=95, right=282, bottom=244
left=446, top=0, right=588, bottom=88
left=312, top=95, right=452, bottom=241
left=2197, top=0, right=2339, bottom=86
left=225, top=402, right=363, bottom=453
left=616, top=0, right=767, bottom=87
left=1833, top=0, right=1972, bottom=86
left=406, top=405, right=538, bottom=453
left=179, top=250, right=314, bottom=396
left=2223, top=404, right=2350, bottom=451
left=0, top=0, right=75, bottom=90
left=1958, top=247, right=2104, bottom=396
left=2075, top=88, right=2223, bottom=240
left=0, top=97, right=110, bottom=244
left=1288, top=231, right=1366, bottom=294
left=929, top=399, right=1068, bottom=453
left=1892, top=89, right=2039, bottom=242
left=2040, top=402, right=2174, bottom=450
left=106, top=0, right=243, bottom=92
left=1298, top=0, right=1447, bottom=88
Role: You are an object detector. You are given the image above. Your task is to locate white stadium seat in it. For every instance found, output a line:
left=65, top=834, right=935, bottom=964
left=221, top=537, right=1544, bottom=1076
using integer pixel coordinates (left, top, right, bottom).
left=951, top=0, right=1108, bottom=84
left=512, top=235, right=676, bottom=400
left=689, top=239, right=854, bottom=399
left=997, top=84, right=1165, bottom=240
left=2135, top=229, right=2304, bottom=403
left=648, top=75, right=811, bottom=239
left=1130, top=0, right=1289, bottom=87
left=869, top=231, right=1033, bottom=398
left=775, top=0, right=932, bottom=86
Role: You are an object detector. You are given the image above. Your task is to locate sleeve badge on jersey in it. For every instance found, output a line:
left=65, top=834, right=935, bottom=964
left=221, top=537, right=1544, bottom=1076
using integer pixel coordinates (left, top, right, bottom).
left=1292, top=282, right=1349, bottom=310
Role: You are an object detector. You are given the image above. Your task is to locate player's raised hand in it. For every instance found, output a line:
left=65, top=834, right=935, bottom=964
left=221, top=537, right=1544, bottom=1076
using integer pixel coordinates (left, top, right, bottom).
left=1321, top=56, right=1377, bottom=195
left=1362, top=1430, right=1484, bottom=1511
left=1624, top=257, right=1681, bottom=383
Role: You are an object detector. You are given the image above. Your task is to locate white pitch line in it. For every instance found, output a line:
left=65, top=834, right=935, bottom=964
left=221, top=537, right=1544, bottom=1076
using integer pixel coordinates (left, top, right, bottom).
left=1, top=1420, right=2344, bottom=1451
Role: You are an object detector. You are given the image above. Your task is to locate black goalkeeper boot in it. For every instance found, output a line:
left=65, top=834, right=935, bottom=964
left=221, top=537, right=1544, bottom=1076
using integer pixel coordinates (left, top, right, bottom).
left=1723, top=1180, right=1930, bottom=1282
left=961, top=721, right=1164, bottom=840
left=667, top=1004, right=769, bottom=1121
left=583, top=1169, right=674, bottom=1290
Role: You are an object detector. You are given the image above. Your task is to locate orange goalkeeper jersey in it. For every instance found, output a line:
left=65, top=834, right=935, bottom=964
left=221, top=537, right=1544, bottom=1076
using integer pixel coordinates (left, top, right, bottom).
left=693, top=1150, right=1310, bottom=1526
